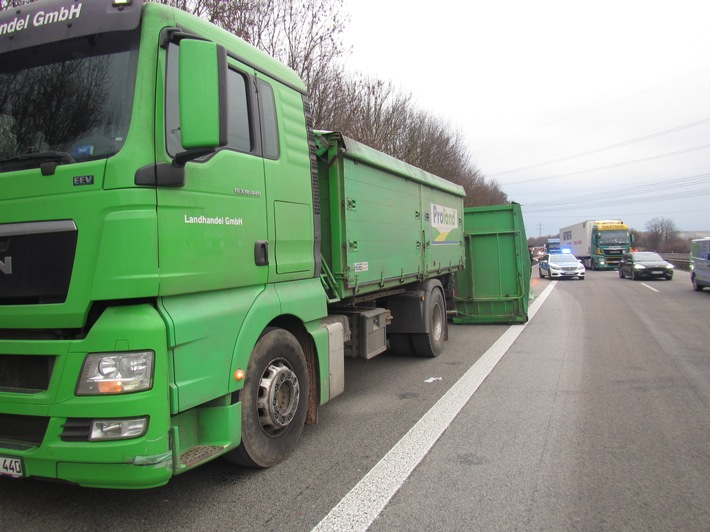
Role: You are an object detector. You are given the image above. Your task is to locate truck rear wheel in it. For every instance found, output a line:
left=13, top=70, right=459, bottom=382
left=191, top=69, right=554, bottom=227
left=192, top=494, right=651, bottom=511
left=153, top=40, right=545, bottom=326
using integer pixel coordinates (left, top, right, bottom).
left=225, top=328, right=308, bottom=468
left=412, top=288, right=445, bottom=358
left=388, top=333, right=413, bottom=356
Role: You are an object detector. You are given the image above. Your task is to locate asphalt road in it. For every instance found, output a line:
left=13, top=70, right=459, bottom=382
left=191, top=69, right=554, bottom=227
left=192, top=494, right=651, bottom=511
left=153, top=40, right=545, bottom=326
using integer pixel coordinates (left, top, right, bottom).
left=2, top=267, right=709, bottom=531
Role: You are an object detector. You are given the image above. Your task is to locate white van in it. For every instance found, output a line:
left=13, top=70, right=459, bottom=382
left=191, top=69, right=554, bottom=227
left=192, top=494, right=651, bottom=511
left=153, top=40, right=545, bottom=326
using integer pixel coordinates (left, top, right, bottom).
left=690, top=237, right=710, bottom=291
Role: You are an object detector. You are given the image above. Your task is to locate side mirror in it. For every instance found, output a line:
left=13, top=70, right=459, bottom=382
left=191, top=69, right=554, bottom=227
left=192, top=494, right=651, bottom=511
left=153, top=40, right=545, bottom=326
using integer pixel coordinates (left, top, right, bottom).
left=178, top=39, right=228, bottom=150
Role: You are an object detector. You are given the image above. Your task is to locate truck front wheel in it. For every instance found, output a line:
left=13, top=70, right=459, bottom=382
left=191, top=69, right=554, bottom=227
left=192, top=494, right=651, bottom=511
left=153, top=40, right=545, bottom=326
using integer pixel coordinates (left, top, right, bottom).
left=412, top=288, right=445, bottom=358
left=225, top=328, right=308, bottom=468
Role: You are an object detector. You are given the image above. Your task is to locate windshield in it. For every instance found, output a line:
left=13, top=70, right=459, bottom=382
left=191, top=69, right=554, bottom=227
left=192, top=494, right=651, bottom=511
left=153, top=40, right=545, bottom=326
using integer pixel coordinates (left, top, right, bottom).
left=549, top=254, right=578, bottom=264
left=0, top=31, right=139, bottom=173
left=598, top=230, right=629, bottom=245
left=634, top=252, right=663, bottom=261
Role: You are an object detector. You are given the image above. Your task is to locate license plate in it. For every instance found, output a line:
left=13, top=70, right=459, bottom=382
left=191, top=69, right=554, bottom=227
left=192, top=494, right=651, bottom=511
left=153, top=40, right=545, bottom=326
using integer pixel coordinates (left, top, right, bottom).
left=652, top=270, right=662, bottom=275
left=0, top=455, right=24, bottom=478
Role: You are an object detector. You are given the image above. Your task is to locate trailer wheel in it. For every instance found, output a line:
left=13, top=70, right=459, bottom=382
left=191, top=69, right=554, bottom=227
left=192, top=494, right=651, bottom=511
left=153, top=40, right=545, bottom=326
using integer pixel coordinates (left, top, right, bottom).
left=412, top=288, right=445, bottom=358
left=388, top=333, right=413, bottom=356
left=225, top=328, right=308, bottom=468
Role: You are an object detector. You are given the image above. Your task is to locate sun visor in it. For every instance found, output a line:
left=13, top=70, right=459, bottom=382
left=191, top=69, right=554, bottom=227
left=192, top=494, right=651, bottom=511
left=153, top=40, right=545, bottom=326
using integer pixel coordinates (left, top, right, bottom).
left=0, top=0, right=143, bottom=52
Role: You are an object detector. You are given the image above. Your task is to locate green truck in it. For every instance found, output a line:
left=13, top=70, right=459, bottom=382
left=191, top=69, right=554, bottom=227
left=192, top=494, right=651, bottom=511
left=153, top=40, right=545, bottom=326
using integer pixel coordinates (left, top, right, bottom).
left=0, top=1, right=465, bottom=488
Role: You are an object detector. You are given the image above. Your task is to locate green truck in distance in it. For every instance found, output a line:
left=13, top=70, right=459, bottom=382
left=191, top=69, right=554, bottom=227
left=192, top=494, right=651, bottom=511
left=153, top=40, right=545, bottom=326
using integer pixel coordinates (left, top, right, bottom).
left=560, top=220, right=632, bottom=270
left=0, top=1, right=466, bottom=488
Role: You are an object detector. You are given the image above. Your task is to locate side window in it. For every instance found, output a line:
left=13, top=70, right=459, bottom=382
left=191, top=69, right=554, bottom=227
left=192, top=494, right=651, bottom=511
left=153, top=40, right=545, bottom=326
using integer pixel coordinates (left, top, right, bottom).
left=257, top=79, right=279, bottom=159
left=226, top=69, right=251, bottom=152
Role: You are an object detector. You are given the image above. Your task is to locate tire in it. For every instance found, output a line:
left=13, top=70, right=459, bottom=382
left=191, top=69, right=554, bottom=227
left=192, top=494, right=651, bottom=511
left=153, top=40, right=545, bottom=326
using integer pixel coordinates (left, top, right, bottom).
left=224, top=328, right=308, bottom=468
left=412, top=288, right=445, bottom=358
left=619, top=269, right=625, bottom=279
left=388, top=333, right=413, bottom=356
left=539, top=268, right=545, bottom=279
left=692, top=274, right=703, bottom=291
left=631, top=270, right=637, bottom=281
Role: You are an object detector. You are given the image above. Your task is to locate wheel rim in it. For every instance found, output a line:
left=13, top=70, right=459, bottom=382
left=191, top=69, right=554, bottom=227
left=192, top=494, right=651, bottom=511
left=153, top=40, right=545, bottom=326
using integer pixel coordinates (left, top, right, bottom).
left=432, top=303, right=443, bottom=343
left=257, top=361, right=300, bottom=435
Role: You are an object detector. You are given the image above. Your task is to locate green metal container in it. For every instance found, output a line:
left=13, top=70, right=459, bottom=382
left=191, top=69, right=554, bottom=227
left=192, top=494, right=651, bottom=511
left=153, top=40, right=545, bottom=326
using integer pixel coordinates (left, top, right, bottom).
left=452, top=203, right=530, bottom=324
left=315, top=132, right=466, bottom=301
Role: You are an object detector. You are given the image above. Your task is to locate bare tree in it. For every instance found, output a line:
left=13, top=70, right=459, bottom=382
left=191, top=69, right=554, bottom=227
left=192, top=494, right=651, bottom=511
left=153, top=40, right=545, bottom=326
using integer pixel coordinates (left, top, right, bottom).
left=644, top=217, right=678, bottom=252
left=198, top=0, right=349, bottom=93
left=317, top=73, right=507, bottom=205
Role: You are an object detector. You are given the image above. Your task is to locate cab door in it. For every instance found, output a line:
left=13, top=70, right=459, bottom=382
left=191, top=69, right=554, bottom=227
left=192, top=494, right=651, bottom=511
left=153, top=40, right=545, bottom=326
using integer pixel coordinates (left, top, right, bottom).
left=157, top=41, right=268, bottom=296
left=155, top=39, right=270, bottom=411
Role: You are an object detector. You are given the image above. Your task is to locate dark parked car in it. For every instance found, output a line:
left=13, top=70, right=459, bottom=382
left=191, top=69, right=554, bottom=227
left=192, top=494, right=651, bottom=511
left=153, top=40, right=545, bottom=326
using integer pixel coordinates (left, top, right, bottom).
left=618, top=252, right=674, bottom=280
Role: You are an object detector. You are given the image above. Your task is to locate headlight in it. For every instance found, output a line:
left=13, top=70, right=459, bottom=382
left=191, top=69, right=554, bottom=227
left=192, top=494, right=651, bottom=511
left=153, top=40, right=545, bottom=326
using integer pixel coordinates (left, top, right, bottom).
left=666, top=264, right=674, bottom=269
left=633, top=264, right=646, bottom=269
left=90, top=417, right=149, bottom=441
left=77, top=351, right=154, bottom=395
left=549, top=264, right=561, bottom=270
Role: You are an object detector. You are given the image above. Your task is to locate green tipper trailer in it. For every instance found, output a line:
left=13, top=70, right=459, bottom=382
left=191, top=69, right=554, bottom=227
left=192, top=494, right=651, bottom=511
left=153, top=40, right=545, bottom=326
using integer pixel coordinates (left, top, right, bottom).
left=316, top=131, right=465, bottom=301
left=452, top=204, right=530, bottom=324
left=0, top=1, right=465, bottom=488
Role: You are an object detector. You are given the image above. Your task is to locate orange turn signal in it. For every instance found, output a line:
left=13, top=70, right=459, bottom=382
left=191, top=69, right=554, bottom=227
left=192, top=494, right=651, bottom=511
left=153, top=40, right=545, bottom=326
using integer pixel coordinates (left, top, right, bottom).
left=98, top=381, right=123, bottom=394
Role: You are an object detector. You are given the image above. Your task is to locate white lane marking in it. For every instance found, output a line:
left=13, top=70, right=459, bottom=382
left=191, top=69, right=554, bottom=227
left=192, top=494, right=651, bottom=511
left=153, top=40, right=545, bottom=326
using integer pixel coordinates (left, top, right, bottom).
left=641, top=283, right=660, bottom=292
left=312, top=281, right=558, bottom=532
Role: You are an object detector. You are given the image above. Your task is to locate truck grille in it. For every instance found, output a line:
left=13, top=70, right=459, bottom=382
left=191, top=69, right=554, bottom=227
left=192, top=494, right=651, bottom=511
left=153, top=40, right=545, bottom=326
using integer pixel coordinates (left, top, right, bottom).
left=0, top=413, right=50, bottom=448
left=0, top=220, right=77, bottom=305
left=0, top=354, right=55, bottom=393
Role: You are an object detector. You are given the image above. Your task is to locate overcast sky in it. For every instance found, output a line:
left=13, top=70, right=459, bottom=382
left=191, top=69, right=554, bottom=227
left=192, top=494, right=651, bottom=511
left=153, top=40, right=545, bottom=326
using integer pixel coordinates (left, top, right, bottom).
left=340, top=0, right=710, bottom=235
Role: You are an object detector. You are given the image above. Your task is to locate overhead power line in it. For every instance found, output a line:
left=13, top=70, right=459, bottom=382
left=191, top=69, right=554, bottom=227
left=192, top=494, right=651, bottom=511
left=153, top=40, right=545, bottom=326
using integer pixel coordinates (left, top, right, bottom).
left=522, top=174, right=710, bottom=214
left=490, top=118, right=710, bottom=178
left=473, top=65, right=710, bottom=148
left=523, top=173, right=710, bottom=208
left=504, top=143, right=710, bottom=186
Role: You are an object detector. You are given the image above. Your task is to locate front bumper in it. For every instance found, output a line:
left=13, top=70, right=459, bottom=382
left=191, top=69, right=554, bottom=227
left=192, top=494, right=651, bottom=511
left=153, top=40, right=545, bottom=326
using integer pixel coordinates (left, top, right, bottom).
left=548, top=269, right=585, bottom=279
left=0, top=304, right=173, bottom=489
left=635, top=269, right=673, bottom=280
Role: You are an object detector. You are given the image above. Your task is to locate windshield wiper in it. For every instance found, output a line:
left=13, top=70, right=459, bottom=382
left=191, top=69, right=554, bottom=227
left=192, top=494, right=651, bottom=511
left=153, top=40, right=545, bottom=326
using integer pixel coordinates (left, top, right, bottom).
left=2, top=151, right=76, bottom=164
left=0, top=151, right=77, bottom=175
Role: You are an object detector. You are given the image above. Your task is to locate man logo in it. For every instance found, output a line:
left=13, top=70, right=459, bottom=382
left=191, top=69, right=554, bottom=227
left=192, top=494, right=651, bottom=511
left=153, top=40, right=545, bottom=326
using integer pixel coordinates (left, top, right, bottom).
left=0, top=257, right=11, bottom=275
